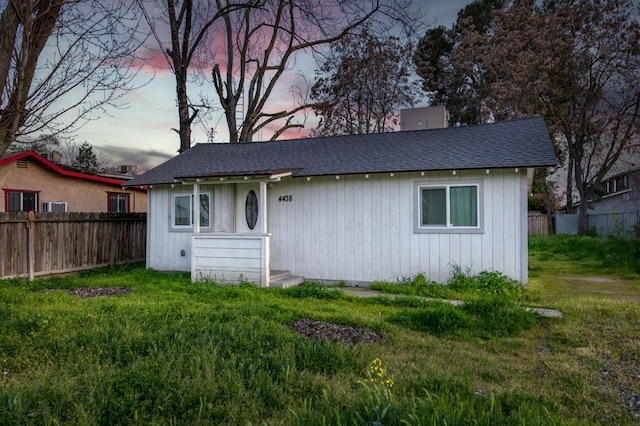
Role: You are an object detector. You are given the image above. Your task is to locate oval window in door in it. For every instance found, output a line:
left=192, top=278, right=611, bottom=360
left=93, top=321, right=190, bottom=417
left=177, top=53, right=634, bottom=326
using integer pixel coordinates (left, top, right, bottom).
left=245, top=190, right=258, bottom=230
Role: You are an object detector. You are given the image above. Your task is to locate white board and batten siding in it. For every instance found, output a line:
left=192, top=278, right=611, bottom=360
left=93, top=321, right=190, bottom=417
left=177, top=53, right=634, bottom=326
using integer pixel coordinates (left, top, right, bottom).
left=146, top=184, right=234, bottom=272
left=147, top=169, right=529, bottom=285
left=267, top=169, right=529, bottom=284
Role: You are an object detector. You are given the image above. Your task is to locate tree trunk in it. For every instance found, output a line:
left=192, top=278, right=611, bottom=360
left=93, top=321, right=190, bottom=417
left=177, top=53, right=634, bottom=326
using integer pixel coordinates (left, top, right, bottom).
left=238, top=111, right=254, bottom=142
left=0, top=0, right=63, bottom=154
left=574, top=159, right=589, bottom=234
left=0, top=2, right=20, bottom=102
left=542, top=171, right=555, bottom=234
left=226, top=97, right=239, bottom=143
left=176, top=70, right=192, bottom=153
left=577, top=203, right=589, bottom=235
left=565, top=155, right=574, bottom=214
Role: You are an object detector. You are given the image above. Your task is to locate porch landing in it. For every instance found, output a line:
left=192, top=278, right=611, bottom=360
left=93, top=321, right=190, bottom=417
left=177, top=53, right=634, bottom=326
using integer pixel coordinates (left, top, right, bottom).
left=270, top=270, right=304, bottom=288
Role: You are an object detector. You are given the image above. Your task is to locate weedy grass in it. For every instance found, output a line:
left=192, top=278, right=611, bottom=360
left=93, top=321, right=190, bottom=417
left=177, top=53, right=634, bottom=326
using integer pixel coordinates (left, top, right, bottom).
left=386, top=295, right=538, bottom=339
left=371, top=267, right=539, bottom=303
left=280, top=282, right=343, bottom=300
left=1, top=233, right=639, bottom=425
left=529, top=233, right=640, bottom=277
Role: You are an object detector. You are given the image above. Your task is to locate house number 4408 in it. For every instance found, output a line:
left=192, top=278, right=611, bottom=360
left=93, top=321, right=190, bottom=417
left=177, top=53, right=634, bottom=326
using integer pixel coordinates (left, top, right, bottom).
left=278, top=195, right=293, bottom=202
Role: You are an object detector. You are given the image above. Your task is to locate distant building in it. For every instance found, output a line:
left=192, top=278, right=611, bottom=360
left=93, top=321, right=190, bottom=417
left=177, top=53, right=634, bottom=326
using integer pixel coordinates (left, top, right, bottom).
left=0, top=151, right=146, bottom=213
left=101, top=165, right=139, bottom=180
left=590, top=167, right=640, bottom=214
left=400, top=106, right=449, bottom=131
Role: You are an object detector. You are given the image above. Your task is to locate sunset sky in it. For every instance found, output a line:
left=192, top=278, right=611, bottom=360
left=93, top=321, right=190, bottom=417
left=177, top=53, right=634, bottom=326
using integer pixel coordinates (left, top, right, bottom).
left=68, top=1, right=472, bottom=171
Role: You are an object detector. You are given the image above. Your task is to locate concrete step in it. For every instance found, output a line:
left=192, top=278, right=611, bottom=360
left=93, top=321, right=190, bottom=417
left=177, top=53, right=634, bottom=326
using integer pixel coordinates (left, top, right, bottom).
left=270, top=275, right=304, bottom=288
left=270, top=270, right=291, bottom=282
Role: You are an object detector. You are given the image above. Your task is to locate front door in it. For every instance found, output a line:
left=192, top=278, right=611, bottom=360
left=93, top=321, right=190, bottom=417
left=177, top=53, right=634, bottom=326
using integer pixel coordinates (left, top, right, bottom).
left=236, top=184, right=261, bottom=233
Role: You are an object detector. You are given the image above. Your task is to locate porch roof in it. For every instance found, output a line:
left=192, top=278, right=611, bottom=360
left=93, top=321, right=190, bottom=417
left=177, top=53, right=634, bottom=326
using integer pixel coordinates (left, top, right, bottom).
left=125, top=117, right=558, bottom=187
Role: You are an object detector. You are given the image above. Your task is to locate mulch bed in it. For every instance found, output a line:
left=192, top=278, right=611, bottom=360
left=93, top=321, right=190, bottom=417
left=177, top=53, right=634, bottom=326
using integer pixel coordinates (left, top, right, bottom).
left=288, top=318, right=384, bottom=345
left=67, top=287, right=131, bottom=298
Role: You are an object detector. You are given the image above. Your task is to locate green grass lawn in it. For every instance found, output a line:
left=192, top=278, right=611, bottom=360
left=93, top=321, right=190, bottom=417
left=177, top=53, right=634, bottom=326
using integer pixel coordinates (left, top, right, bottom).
left=1, top=235, right=639, bottom=425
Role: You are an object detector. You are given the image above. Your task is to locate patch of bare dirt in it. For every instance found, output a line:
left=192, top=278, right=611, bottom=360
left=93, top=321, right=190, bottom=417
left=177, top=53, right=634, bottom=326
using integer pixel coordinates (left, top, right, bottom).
left=564, top=276, right=621, bottom=283
left=596, top=355, right=640, bottom=422
left=288, top=318, right=384, bottom=345
left=67, top=287, right=131, bottom=298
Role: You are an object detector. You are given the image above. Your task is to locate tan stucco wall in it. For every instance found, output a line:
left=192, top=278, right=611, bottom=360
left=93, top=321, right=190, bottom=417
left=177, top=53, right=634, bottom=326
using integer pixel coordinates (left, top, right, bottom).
left=0, top=159, right=147, bottom=212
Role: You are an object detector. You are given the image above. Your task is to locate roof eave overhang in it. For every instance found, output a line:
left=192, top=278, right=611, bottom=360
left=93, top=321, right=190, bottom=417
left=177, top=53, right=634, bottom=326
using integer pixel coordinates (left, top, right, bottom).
left=176, top=170, right=295, bottom=185
left=294, top=164, right=558, bottom=179
left=135, top=163, right=558, bottom=187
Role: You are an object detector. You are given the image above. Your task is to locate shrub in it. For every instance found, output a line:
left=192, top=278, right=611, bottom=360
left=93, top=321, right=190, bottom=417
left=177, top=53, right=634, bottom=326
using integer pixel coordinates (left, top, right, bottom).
left=448, top=267, right=530, bottom=300
left=372, top=268, right=535, bottom=302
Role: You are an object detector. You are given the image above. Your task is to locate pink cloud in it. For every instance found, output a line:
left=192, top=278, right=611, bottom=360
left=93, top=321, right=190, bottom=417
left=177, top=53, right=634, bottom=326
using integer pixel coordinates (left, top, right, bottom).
left=127, top=46, right=173, bottom=75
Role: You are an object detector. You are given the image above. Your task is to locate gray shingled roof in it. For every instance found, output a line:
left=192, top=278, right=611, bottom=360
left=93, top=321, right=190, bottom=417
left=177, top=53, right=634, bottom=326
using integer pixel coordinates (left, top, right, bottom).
left=125, top=117, right=557, bottom=187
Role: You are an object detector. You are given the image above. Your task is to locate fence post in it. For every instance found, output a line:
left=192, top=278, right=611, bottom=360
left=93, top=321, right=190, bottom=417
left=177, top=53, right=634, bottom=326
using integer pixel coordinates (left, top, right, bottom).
left=28, top=211, right=35, bottom=281
left=109, top=217, right=118, bottom=267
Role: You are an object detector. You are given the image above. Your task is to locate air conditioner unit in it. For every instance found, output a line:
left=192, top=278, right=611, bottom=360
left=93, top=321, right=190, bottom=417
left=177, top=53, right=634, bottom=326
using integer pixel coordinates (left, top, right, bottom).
left=42, top=201, right=67, bottom=213
left=40, top=151, right=62, bottom=163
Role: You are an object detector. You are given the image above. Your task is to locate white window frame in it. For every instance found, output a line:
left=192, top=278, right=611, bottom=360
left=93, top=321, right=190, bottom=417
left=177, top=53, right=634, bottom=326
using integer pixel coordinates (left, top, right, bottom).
left=414, top=180, right=483, bottom=234
left=171, top=191, right=212, bottom=230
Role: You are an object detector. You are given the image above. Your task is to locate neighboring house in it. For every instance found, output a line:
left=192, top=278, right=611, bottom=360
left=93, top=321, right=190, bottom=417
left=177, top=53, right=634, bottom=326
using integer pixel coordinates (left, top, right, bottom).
left=125, top=117, right=557, bottom=286
left=0, top=151, right=147, bottom=213
left=581, top=167, right=640, bottom=235
left=589, top=167, right=640, bottom=214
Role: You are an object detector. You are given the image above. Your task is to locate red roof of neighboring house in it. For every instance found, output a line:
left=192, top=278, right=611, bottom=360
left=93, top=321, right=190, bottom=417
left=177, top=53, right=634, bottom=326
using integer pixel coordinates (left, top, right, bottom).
left=0, top=150, right=140, bottom=187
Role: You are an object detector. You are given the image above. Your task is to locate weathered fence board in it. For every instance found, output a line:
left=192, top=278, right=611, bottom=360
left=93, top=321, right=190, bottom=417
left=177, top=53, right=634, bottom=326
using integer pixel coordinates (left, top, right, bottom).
left=0, top=212, right=146, bottom=279
left=528, top=214, right=551, bottom=235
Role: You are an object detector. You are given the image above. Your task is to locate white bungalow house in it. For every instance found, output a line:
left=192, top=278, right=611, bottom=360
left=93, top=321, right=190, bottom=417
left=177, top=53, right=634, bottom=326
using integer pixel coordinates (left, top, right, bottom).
left=125, top=117, right=557, bottom=286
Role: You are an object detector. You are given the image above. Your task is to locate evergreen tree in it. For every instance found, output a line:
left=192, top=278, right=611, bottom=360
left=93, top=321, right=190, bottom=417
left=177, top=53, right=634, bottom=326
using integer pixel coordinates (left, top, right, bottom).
left=72, top=142, right=99, bottom=174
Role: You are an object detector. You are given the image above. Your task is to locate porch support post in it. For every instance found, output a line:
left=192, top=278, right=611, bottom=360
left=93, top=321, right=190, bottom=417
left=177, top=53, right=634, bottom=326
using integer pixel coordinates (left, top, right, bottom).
left=193, top=182, right=200, bottom=234
left=259, top=180, right=269, bottom=286
left=259, top=180, right=268, bottom=233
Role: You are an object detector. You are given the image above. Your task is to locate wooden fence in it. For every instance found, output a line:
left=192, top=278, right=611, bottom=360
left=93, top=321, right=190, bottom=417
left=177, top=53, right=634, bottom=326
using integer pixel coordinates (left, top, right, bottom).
left=528, top=213, right=552, bottom=235
left=0, top=212, right=146, bottom=280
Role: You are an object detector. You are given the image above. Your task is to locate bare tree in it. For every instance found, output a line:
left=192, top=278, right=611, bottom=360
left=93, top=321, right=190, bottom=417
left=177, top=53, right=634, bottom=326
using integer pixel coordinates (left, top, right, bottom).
left=0, top=0, right=146, bottom=157
left=136, top=0, right=255, bottom=153
left=310, top=26, right=421, bottom=136
left=489, top=0, right=640, bottom=233
left=211, top=0, right=418, bottom=143
left=414, top=0, right=505, bottom=125
left=415, top=0, right=640, bottom=234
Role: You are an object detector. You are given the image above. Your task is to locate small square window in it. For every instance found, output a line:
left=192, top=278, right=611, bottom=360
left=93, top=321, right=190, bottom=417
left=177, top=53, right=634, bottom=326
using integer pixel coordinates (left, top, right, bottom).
left=108, top=193, right=129, bottom=213
left=171, top=192, right=211, bottom=229
left=415, top=182, right=481, bottom=233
